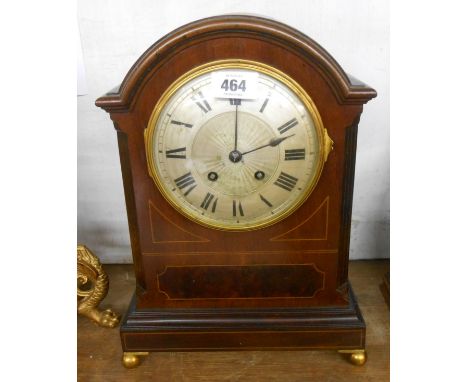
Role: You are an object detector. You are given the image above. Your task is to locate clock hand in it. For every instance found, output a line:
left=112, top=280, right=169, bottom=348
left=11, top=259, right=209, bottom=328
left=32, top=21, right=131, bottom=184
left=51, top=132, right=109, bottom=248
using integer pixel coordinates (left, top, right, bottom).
left=234, top=104, right=239, bottom=151
left=241, top=134, right=295, bottom=156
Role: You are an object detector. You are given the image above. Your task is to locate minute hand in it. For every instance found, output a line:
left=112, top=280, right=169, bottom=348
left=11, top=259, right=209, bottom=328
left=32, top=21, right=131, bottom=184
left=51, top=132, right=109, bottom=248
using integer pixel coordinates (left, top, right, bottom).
left=241, top=134, right=295, bottom=156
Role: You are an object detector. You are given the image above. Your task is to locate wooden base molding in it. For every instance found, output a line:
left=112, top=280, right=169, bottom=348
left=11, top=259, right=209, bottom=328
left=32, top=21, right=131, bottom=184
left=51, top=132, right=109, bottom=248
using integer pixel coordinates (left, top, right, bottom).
left=120, top=284, right=365, bottom=355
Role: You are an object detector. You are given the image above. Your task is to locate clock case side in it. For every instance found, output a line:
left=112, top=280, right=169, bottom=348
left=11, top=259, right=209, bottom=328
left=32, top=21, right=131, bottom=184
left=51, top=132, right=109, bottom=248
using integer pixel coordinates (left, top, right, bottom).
left=337, top=114, right=362, bottom=291
left=114, top=123, right=146, bottom=291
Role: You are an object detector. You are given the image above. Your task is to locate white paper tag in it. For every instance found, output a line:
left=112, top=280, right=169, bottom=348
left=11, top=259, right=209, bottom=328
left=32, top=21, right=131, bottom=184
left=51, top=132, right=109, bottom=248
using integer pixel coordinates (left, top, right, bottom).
left=211, top=71, right=258, bottom=99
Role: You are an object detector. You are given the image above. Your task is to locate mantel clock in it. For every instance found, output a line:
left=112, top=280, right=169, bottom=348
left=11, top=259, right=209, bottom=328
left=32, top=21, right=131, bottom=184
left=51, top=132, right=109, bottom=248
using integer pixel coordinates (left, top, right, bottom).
left=96, top=15, right=377, bottom=368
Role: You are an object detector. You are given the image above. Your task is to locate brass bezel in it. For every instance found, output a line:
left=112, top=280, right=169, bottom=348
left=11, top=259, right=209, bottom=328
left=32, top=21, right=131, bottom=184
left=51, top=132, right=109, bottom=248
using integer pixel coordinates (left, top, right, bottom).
left=144, top=59, right=331, bottom=231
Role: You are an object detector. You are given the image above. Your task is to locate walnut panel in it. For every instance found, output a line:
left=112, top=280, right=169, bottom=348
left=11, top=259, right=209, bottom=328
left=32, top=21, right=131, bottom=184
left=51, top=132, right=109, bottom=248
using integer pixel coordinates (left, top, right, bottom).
left=157, top=264, right=325, bottom=299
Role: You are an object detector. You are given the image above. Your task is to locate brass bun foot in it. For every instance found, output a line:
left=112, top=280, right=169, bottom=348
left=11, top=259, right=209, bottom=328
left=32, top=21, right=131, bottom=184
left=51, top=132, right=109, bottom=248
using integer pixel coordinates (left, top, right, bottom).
left=338, top=349, right=367, bottom=366
left=122, top=352, right=149, bottom=369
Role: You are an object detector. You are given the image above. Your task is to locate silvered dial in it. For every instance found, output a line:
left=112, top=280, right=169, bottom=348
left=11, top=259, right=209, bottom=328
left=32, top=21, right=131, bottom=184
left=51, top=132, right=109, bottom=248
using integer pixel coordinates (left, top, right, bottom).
left=146, top=62, right=326, bottom=230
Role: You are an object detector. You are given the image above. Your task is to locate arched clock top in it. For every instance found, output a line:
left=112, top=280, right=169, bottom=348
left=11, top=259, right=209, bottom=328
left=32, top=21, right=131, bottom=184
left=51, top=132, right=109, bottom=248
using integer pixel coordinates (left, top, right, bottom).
left=95, top=15, right=376, bottom=113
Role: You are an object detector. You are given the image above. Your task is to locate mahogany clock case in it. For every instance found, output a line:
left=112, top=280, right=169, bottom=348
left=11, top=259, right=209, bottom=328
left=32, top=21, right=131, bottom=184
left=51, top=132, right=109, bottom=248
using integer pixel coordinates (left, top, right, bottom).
left=96, top=15, right=376, bottom=353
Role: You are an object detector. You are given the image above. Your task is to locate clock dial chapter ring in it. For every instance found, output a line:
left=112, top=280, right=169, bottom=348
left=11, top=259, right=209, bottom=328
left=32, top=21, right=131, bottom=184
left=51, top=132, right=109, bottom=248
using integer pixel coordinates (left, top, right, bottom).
left=145, top=60, right=329, bottom=231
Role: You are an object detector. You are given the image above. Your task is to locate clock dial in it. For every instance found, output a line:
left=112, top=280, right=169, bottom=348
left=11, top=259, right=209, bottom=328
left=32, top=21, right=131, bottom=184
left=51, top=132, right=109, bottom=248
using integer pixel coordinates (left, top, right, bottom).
left=146, top=61, right=328, bottom=230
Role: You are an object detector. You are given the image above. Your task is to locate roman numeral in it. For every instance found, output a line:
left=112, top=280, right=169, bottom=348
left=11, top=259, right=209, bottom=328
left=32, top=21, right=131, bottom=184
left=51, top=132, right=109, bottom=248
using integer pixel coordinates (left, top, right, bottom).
left=259, top=97, right=269, bottom=113
left=259, top=194, right=273, bottom=207
left=174, top=172, right=197, bottom=196
left=232, top=200, right=244, bottom=217
left=278, top=118, right=298, bottom=134
left=229, top=98, right=241, bottom=106
left=165, top=147, right=186, bottom=159
left=200, top=192, right=217, bottom=212
left=285, top=148, right=306, bottom=160
left=170, top=120, right=193, bottom=128
left=211, top=198, right=218, bottom=213
left=274, top=172, right=298, bottom=192
left=192, top=91, right=211, bottom=113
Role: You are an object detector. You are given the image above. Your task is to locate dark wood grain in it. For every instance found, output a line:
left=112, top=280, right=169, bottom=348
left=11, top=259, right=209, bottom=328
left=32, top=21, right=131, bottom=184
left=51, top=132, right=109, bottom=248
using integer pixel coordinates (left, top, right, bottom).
left=95, top=15, right=377, bottom=355
left=157, top=264, right=325, bottom=299
left=115, top=128, right=146, bottom=290
left=337, top=115, right=361, bottom=290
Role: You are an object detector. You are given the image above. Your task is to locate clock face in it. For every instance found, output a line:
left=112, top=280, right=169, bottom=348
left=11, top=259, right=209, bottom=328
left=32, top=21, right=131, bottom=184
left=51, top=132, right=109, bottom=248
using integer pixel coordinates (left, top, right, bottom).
left=145, top=61, right=329, bottom=230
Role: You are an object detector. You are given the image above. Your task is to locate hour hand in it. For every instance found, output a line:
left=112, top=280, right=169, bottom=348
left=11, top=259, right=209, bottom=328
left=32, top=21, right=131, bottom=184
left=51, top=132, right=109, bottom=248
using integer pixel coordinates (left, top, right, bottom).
left=269, top=134, right=295, bottom=147
left=242, top=134, right=295, bottom=156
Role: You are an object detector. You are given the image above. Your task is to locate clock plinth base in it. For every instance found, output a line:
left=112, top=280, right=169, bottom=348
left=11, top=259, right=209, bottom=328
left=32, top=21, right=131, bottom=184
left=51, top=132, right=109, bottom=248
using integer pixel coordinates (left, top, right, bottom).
left=120, top=284, right=365, bottom=365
